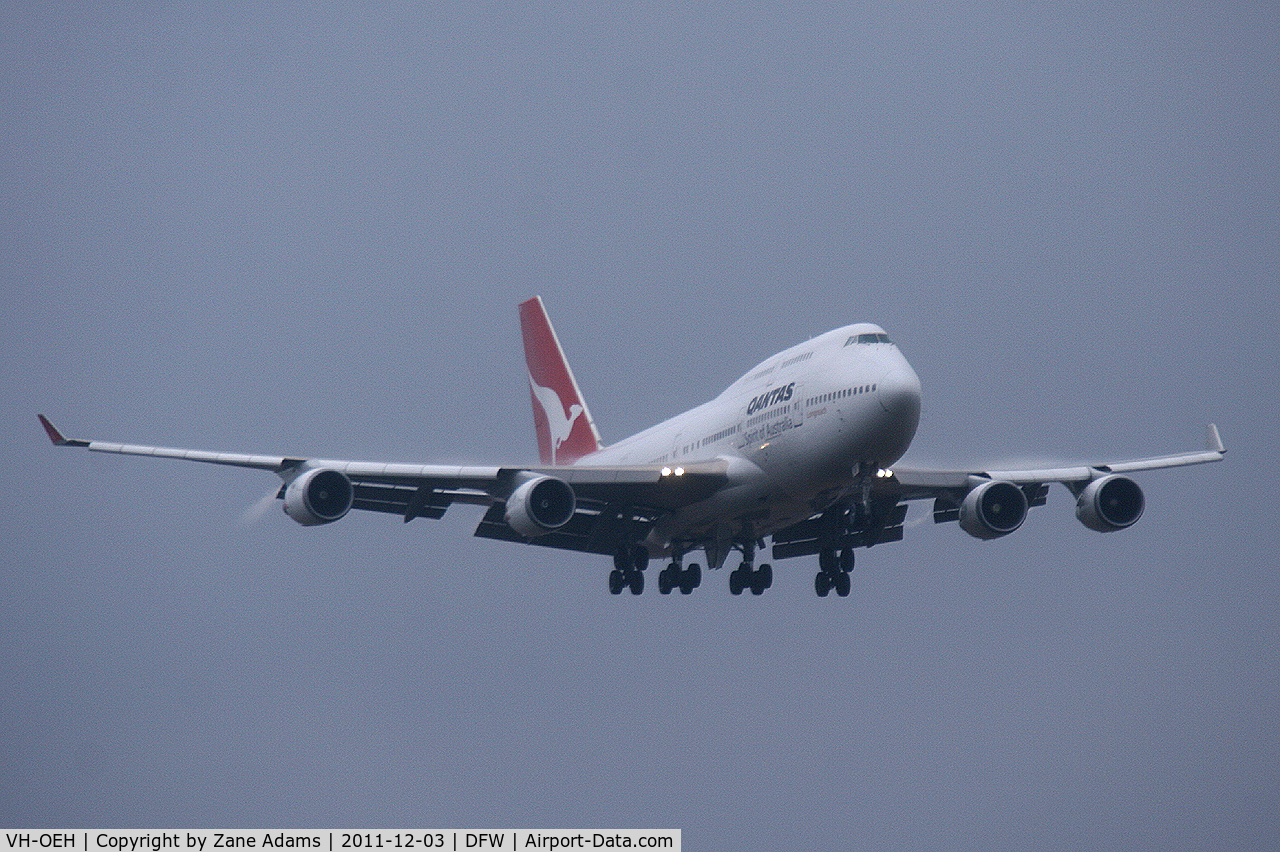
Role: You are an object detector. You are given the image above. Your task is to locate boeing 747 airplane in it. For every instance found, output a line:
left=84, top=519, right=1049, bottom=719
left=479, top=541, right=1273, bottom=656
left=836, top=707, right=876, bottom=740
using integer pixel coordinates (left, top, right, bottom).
left=39, top=297, right=1225, bottom=597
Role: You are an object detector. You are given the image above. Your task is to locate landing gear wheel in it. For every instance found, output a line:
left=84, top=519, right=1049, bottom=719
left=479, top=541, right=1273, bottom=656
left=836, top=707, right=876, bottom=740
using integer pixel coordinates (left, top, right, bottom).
left=758, top=563, right=773, bottom=590
left=658, top=565, right=674, bottom=595
left=815, top=570, right=832, bottom=597
left=628, top=569, right=644, bottom=595
left=680, top=563, right=701, bottom=594
left=835, top=570, right=851, bottom=597
left=819, top=548, right=837, bottom=574
left=840, top=548, right=855, bottom=573
left=729, top=568, right=745, bottom=596
left=609, top=569, right=625, bottom=595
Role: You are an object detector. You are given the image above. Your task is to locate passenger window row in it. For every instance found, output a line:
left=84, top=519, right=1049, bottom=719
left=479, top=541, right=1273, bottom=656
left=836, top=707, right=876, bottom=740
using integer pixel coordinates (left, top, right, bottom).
left=806, top=384, right=877, bottom=406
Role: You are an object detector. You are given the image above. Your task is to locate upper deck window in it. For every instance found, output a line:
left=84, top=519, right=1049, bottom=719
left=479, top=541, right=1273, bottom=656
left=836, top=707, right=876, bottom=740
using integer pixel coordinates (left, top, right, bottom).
left=777, top=351, right=813, bottom=369
left=845, top=332, right=893, bottom=346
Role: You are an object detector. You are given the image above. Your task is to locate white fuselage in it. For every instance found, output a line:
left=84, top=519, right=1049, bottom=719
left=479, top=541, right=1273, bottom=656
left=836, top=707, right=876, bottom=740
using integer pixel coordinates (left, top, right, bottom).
left=576, top=323, right=923, bottom=555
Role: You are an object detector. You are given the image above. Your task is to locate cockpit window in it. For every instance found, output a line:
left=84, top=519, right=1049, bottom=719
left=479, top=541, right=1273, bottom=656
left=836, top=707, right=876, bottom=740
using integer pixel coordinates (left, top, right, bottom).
left=847, top=332, right=892, bottom=345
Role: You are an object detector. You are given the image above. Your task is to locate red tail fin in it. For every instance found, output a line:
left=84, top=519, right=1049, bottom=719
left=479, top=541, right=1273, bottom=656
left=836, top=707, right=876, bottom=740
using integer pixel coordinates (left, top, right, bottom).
left=519, top=296, right=602, bottom=465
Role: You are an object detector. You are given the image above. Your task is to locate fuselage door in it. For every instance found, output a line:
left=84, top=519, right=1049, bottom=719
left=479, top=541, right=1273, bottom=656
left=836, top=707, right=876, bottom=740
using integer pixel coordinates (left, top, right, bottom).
left=791, top=381, right=806, bottom=428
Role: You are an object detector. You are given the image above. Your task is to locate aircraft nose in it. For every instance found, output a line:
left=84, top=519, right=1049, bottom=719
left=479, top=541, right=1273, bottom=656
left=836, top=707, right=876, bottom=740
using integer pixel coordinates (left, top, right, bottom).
left=878, top=361, right=922, bottom=423
left=868, top=358, right=921, bottom=465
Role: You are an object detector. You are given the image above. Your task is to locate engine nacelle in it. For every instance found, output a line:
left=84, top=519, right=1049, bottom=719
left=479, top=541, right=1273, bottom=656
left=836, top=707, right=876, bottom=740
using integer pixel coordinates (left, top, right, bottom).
left=1076, top=474, right=1144, bottom=532
left=959, top=480, right=1028, bottom=540
left=505, top=475, right=576, bottom=538
left=283, top=468, right=354, bottom=526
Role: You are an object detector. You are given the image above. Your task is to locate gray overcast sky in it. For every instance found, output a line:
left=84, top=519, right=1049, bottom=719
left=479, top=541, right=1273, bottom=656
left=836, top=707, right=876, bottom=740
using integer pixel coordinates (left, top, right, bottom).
left=3, top=2, right=1277, bottom=848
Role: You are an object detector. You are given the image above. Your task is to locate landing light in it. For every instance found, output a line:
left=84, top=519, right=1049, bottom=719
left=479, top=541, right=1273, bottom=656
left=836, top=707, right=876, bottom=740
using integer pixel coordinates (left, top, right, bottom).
left=876, top=468, right=893, bottom=478
left=661, top=467, right=672, bottom=476
left=674, top=467, right=684, bottom=476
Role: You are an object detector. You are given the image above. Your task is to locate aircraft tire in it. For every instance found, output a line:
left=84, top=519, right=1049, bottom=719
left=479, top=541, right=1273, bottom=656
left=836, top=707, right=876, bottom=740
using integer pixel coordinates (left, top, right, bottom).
left=815, top=571, right=831, bottom=597
left=680, top=563, right=700, bottom=594
left=840, top=548, right=855, bottom=573
left=657, top=567, right=672, bottom=594
left=628, top=569, right=644, bottom=595
left=759, top=563, right=773, bottom=589
left=609, top=569, right=625, bottom=595
left=835, top=571, right=851, bottom=597
left=729, top=569, right=744, bottom=596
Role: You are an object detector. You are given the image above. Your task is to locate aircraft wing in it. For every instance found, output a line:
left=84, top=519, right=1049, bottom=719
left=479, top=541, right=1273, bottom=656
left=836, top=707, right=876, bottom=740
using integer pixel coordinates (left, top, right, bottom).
left=36, top=415, right=729, bottom=552
left=891, top=423, right=1226, bottom=499
left=771, top=425, right=1226, bottom=559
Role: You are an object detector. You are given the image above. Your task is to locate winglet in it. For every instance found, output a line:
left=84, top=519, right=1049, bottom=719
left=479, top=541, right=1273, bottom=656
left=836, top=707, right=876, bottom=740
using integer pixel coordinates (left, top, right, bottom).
left=1206, top=423, right=1225, bottom=454
left=37, top=414, right=89, bottom=448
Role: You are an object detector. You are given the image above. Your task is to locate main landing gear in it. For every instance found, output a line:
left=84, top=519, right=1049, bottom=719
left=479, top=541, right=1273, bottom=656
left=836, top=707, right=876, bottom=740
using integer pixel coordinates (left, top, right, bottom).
left=607, top=540, right=771, bottom=596
left=657, top=560, right=702, bottom=595
left=608, top=546, right=647, bottom=595
left=609, top=545, right=703, bottom=595
left=729, top=561, right=772, bottom=595
left=724, top=538, right=772, bottom=596
left=815, top=547, right=854, bottom=597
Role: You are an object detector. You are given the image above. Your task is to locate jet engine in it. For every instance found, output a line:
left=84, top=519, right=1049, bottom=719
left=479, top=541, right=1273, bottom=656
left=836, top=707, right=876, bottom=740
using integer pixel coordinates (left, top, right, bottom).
left=283, top=468, right=354, bottom=526
left=959, top=480, right=1028, bottom=540
left=1075, top=474, right=1144, bottom=532
left=505, top=475, right=576, bottom=538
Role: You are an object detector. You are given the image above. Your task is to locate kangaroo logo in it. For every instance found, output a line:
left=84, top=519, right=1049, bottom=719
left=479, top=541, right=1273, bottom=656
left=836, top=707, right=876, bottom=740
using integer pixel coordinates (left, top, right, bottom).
left=529, top=376, right=584, bottom=465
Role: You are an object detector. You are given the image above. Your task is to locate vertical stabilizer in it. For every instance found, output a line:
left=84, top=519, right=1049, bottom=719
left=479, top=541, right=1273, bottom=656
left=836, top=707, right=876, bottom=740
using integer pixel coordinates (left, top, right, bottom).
left=519, top=296, right=603, bottom=465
